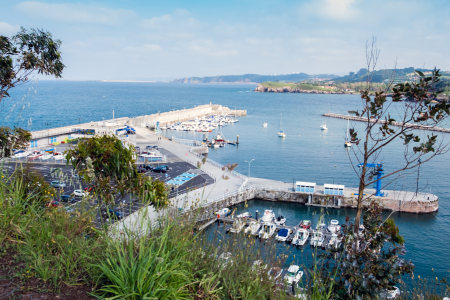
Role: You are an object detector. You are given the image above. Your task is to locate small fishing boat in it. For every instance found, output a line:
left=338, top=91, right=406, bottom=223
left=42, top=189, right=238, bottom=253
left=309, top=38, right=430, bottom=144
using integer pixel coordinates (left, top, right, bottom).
left=12, top=150, right=30, bottom=158
left=260, top=209, right=275, bottom=223
left=215, top=208, right=231, bottom=217
left=292, top=228, right=309, bottom=246
left=278, top=113, right=286, bottom=138
left=258, top=222, right=276, bottom=239
left=274, top=210, right=286, bottom=226
left=328, top=219, right=341, bottom=233
left=236, top=212, right=252, bottom=219
left=284, top=265, right=304, bottom=286
left=310, top=231, right=324, bottom=247
left=40, top=153, right=53, bottom=160
left=28, top=151, right=43, bottom=160
left=328, top=233, right=342, bottom=248
left=316, top=222, right=327, bottom=231
left=229, top=219, right=245, bottom=233
left=244, top=220, right=261, bottom=235
left=276, top=228, right=293, bottom=242
left=263, top=122, right=268, bottom=127
left=299, top=220, right=311, bottom=229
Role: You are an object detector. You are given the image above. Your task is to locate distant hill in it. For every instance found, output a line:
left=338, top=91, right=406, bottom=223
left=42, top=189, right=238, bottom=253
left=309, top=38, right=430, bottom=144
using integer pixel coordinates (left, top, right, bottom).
left=332, top=67, right=435, bottom=83
left=172, top=73, right=334, bottom=83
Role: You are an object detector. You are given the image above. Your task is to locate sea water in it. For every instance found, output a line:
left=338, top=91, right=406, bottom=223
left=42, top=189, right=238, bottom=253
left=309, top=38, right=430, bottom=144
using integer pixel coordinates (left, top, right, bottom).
left=4, top=80, right=450, bottom=279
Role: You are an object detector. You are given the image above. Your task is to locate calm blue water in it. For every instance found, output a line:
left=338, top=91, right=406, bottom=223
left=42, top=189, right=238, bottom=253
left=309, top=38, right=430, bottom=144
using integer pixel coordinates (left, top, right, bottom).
left=4, top=81, right=450, bottom=279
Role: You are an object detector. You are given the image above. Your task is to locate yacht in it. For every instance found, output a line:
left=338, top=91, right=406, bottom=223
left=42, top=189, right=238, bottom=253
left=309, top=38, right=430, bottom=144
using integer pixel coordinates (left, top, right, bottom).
left=263, top=122, right=268, bottom=127
left=215, top=208, right=231, bottom=217
left=292, top=228, right=309, bottom=246
left=320, top=122, right=328, bottom=130
left=260, top=209, right=275, bottom=223
left=278, top=113, right=286, bottom=138
left=328, top=219, right=341, bottom=233
left=345, top=119, right=352, bottom=147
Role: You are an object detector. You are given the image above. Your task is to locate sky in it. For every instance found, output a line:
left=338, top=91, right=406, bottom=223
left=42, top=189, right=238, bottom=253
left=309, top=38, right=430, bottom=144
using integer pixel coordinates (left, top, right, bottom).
left=1, top=0, right=449, bottom=81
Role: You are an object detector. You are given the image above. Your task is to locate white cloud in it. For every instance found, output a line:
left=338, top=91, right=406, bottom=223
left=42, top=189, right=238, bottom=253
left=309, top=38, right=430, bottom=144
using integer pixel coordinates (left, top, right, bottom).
left=15, top=1, right=136, bottom=25
left=188, top=39, right=239, bottom=57
left=0, top=22, right=20, bottom=36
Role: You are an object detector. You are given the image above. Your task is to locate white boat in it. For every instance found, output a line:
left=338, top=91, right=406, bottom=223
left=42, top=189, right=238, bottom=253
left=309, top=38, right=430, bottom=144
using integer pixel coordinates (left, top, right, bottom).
left=236, top=212, right=252, bottom=219
left=275, top=228, right=293, bottom=242
left=328, top=233, right=342, bottom=248
left=310, top=231, right=324, bottom=247
left=27, top=151, right=43, bottom=160
left=267, top=267, right=284, bottom=281
left=258, top=222, right=276, bottom=239
left=12, top=150, right=29, bottom=158
left=260, top=209, right=275, bottom=223
left=284, top=265, right=304, bottom=285
left=139, top=151, right=163, bottom=161
left=160, top=125, right=167, bottom=130
left=40, top=153, right=53, bottom=160
left=278, top=113, right=286, bottom=138
left=316, top=222, right=327, bottom=231
left=263, top=122, right=268, bottom=127
left=215, top=208, right=231, bottom=217
left=53, top=152, right=65, bottom=160
left=345, top=118, right=352, bottom=147
left=320, top=122, right=328, bottom=130
left=292, top=228, right=309, bottom=246
left=229, top=219, right=245, bottom=233
left=328, top=219, right=341, bottom=233
left=244, top=220, right=261, bottom=235
left=274, top=211, right=286, bottom=226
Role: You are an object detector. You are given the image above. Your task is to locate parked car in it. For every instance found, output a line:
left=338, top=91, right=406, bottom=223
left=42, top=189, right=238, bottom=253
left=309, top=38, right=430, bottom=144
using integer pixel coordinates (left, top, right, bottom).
left=51, top=181, right=66, bottom=188
left=60, top=195, right=76, bottom=203
left=73, top=189, right=87, bottom=197
left=146, top=146, right=153, bottom=150
left=152, top=166, right=167, bottom=173
left=152, top=145, right=159, bottom=150
left=139, top=164, right=153, bottom=170
left=84, top=186, right=95, bottom=192
left=136, top=167, right=146, bottom=173
left=49, top=200, right=63, bottom=208
left=103, top=208, right=123, bottom=220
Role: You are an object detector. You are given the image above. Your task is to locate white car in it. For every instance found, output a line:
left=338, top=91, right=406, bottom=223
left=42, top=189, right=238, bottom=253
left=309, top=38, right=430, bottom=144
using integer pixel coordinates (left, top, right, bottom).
left=51, top=181, right=66, bottom=188
left=73, top=189, right=86, bottom=197
left=284, top=265, right=304, bottom=285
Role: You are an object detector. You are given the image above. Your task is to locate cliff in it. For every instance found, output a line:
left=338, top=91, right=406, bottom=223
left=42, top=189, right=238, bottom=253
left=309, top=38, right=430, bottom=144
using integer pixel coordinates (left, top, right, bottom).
left=254, top=83, right=345, bottom=94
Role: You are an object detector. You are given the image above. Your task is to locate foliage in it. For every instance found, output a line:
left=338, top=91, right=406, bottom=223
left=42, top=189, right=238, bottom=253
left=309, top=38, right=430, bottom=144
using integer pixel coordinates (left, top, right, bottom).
left=0, top=126, right=31, bottom=158
left=0, top=27, right=65, bottom=103
left=317, top=203, right=414, bottom=299
left=65, top=134, right=168, bottom=208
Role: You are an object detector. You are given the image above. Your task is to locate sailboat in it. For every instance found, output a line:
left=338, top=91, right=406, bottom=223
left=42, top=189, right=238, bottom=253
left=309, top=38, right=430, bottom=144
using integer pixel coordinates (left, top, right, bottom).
left=277, top=114, right=286, bottom=138
left=344, top=119, right=352, bottom=147
left=320, top=121, right=328, bottom=130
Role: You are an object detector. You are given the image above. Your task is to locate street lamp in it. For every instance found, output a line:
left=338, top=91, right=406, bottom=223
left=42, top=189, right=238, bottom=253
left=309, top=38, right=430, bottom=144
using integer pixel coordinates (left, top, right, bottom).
left=244, top=159, right=254, bottom=177
left=45, top=122, right=51, bottom=145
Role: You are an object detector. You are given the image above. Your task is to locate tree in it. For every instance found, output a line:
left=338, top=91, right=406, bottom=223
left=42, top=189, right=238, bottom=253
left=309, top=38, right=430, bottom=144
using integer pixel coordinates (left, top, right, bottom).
left=0, top=27, right=65, bottom=156
left=0, top=27, right=65, bottom=104
left=348, top=38, right=450, bottom=229
left=0, top=126, right=31, bottom=158
left=65, top=134, right=168, bottom=209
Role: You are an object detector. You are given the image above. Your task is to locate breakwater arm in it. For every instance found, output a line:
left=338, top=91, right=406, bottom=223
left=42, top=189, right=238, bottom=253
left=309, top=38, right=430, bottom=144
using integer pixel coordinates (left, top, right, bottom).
left=323, top=113, right=450, bottom=134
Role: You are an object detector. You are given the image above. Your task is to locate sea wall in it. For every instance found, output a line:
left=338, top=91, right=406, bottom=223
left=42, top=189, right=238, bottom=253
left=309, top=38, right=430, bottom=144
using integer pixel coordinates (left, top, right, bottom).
left=254, top=84, right=345, bottom=94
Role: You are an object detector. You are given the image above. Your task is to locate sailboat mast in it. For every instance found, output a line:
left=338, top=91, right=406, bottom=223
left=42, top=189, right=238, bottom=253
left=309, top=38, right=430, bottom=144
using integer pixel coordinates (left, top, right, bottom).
left=346, top=119, right=349, bottom=140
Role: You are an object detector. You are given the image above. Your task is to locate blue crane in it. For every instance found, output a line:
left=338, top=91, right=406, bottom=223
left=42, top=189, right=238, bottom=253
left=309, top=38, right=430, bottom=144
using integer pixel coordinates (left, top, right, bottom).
left=357, top=163, right=385, bottom=197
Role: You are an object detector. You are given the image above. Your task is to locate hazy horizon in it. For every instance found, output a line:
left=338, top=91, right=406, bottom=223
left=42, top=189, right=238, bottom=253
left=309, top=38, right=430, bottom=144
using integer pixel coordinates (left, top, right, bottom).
left=1, top=0, right=449, bottom=81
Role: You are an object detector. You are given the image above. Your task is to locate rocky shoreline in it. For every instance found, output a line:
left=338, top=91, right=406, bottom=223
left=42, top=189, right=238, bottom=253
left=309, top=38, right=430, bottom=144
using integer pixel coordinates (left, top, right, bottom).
left=254, top=84, right=346, bottom=94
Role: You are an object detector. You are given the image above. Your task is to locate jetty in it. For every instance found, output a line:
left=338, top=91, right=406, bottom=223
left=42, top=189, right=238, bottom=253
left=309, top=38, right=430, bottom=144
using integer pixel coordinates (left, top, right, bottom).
left=323, top=113, right=450, bottom=134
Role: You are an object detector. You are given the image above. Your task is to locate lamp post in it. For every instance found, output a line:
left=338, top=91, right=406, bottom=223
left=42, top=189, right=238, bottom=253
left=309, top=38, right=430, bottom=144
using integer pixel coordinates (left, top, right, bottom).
left=245, top=159, right=254, bottom=177
left=45, top=122, right=51, bottom=145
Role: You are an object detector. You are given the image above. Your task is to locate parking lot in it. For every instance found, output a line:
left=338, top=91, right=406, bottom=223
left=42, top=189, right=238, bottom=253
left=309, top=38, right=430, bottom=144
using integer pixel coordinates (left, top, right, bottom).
left=3, top=146, right=214, bottom=227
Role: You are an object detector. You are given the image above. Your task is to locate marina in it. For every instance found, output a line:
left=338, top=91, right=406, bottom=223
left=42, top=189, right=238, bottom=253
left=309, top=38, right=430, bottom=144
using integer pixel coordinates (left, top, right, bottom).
left=6, top=81, right=449, bottom=280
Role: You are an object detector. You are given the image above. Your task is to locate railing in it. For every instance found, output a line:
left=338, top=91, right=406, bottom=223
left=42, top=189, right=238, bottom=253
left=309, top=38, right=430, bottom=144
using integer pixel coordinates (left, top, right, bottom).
left=252, top=184, right=294, bottom=192
left=172, top=137, right=203, bottom=146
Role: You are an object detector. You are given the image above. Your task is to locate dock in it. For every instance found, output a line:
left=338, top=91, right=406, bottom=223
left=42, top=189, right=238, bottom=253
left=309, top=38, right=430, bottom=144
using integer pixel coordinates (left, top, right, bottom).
left=323, top=113, right=450, bottom=134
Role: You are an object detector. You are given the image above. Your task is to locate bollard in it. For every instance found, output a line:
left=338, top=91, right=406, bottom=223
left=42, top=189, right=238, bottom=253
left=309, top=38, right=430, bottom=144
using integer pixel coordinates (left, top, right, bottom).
left=237, top=135, right=239, bottom=145
left=255, top=210, right=259, bottom=220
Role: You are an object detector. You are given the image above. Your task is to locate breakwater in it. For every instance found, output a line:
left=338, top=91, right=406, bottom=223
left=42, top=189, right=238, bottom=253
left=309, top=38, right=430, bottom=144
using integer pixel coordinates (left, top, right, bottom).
left=323, top=113, right=450, bottom=134
left=254, top=84, right=346, bottom=94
